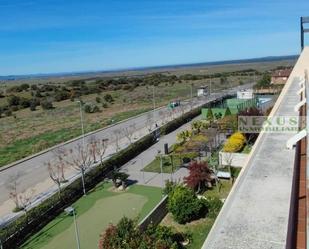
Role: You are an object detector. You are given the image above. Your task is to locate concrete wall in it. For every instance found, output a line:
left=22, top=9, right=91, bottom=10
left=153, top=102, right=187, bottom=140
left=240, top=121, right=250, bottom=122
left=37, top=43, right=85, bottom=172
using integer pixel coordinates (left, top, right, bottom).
left=258, top=98, right=275, bottom=112
left=219, top=151, right=249, bottom=168
left=138, top=196, right=168, bottom=231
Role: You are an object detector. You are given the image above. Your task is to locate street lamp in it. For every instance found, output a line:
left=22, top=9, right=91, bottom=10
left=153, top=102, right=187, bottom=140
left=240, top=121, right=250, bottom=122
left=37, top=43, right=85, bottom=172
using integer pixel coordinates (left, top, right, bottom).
left=190, top=83, right=193, bottom=110
left=65, top=206, right=81, bottom=249
left=140, top=158, right=145, bottom=184
left=157, top=150, right=164, bottom=190
left=76, top=100, right=85, bottom=148
left=152, top=85, right=157, bottom=125
left=170, top=154, right=174, bottom=182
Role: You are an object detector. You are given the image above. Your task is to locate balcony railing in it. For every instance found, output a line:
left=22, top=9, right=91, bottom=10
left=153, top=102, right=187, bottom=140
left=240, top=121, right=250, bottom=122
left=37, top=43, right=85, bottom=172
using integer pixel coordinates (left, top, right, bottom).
left=286, top=70, right=308, bottom=249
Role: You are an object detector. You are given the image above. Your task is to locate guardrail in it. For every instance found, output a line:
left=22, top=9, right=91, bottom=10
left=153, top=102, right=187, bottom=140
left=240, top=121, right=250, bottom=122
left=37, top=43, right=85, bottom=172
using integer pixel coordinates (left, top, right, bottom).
left=285, top=70, right=308, bottom=249
left=305, top=69, right=309, bottom=249
left=286, top=74, right=307, bottom=149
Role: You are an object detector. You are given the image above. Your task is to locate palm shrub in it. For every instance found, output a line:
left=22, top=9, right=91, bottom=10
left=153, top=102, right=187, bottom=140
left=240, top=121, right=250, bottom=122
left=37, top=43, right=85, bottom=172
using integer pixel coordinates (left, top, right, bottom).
left=176, top=130, right=192, bottom=144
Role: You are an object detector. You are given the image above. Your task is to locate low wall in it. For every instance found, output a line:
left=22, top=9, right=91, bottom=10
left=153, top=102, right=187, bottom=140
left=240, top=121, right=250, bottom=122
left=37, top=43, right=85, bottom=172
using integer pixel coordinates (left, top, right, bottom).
left=138, top=196, right=168, bottom=231
left=219, top=151, right=249, bottom=168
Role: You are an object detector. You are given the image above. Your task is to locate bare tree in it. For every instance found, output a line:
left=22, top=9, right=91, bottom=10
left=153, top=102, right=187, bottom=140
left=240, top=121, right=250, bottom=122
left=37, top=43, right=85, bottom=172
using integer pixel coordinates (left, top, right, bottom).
left=52, top=147, right=67, bottom=182
left=6, top=173, right=20, bottom=211
left=18, top=189, right=35, bottom=212
left=6, top=173, right=35, bottom=212
left=88, top=135, right=98, bottom=163
left=158, top=110, right=165, bottom=125
left=95, top=138, right=109, bottom=165
left=166, top=110, right=171, bottom=123
left=179, top=104, right=186, bottom=115
left=66, top=143, right=93, bottom=196
left=46, top=161, right=63, bottom=199
left=112, top=129, right=122, bottom=152
left=146, top=112, right=154, bottom=131
left=123, top=123, right=136, bottom=144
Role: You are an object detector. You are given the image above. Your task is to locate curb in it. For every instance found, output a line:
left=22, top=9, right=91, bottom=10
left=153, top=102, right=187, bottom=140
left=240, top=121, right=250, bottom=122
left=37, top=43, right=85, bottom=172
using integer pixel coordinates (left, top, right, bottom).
left=0, top=84, right=249, bottom=173
left=0, top=105, right=166, bottom=172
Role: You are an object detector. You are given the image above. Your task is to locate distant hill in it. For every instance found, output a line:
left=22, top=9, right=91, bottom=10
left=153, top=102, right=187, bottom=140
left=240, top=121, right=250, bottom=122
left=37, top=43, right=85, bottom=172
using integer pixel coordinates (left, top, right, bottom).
left=0, top=55, right=298, bottom=81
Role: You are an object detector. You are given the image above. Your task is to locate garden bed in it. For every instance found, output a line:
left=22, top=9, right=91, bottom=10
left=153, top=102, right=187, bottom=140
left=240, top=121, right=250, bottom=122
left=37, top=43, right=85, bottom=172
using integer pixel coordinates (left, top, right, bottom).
left=160, top=180, right=233, bottom=249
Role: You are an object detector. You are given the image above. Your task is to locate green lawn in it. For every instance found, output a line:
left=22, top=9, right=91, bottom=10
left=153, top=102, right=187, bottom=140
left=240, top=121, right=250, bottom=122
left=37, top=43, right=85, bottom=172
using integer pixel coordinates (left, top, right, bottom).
left=21, top=183, right=163, bottom=249
left=204, top=179, right=233, bottom=199
left=0, top=108, right=151, bottom=167
left=161, top=214, right=215, bottom=249
left=142, top=155, right=182, bottom=173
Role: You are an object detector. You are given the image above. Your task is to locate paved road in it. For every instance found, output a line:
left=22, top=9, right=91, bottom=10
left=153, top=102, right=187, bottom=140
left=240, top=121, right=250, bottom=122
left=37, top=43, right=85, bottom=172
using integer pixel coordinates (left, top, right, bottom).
left=0, top=84, right=250, bottom=217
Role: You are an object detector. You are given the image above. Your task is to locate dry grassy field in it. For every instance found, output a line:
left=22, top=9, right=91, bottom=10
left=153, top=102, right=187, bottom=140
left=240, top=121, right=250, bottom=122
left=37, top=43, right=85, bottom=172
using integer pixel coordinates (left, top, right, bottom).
left=0, top=59, right=295, bottom=166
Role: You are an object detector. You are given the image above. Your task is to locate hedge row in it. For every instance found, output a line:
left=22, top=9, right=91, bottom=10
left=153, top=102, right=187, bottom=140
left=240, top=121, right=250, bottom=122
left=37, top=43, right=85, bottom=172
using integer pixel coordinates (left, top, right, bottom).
left=160, top=106, right=203, bottom=135
left=0, top=96, right=229, bottom=248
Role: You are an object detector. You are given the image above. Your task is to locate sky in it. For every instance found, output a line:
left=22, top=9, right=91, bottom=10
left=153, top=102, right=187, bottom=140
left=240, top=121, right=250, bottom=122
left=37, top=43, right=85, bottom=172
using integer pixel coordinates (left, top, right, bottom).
left=0, top=0, right=309, bottom=75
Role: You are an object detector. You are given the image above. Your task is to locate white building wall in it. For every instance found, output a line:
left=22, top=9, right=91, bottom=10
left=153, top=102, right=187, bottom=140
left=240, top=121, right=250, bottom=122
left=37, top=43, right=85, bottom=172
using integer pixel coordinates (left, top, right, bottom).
left=237, top=89, right=254, bottom=99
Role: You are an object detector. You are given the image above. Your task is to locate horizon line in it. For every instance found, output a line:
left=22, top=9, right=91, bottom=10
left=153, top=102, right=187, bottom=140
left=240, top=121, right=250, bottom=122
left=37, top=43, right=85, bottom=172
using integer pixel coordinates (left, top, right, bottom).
left=0, top=54, right=298, bottom=80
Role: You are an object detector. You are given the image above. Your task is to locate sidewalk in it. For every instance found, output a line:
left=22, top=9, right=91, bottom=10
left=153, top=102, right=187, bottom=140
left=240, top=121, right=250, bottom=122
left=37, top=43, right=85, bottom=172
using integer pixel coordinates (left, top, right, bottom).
left=120, top=117, right=198, bottom=187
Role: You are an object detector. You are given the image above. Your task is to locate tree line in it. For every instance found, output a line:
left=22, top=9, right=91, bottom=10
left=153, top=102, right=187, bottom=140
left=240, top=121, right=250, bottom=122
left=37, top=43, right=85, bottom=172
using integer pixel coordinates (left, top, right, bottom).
left=0, top=69, right=262, bottom=118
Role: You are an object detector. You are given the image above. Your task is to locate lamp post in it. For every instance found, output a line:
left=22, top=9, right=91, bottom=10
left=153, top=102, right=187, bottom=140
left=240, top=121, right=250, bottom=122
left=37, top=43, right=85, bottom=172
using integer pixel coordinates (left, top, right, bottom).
left=170, top=154, right=174, bottom=182
left=190, top=83, right=193, bottom=110
left=76, top=100, right=85, bottom=148
left=140, top=158, right=145, bottom=184
left=152, top=85, right=157, bottom=125
left=65, top=206, right=81, bottom=249
left=73, top=208, right=81, bottom=249
left=157, top=150, right=164, bottom=190
left=152, top=85, right=156, bottom=112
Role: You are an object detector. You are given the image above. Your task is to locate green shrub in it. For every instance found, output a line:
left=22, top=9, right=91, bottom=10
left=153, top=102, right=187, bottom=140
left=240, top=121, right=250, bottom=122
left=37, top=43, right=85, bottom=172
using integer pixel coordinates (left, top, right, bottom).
left=99, top=218, right=182, bottom=249
left=29, top=99, right=39, bottom=111
left=10, top=106, right=18, bottom=112
left=104, top=94, right=114, bottom=103
left=168, top=185, right=205, bottom=224
left=84, top=103, right=100, bottom=113
left=54, top=91, right=70, bottom=102
left=4, top=110, right=12, bottom=117
left=19, top=98, right=31, bottom=108
left=95, top=97, right=101, bottom=103
left=40, top=99, right=54, bottom=110
left=204, top=196, right=223, bottom=218
left=7, top=95, right=20, bottom=106
left=163, top=180, right=177, bottom=195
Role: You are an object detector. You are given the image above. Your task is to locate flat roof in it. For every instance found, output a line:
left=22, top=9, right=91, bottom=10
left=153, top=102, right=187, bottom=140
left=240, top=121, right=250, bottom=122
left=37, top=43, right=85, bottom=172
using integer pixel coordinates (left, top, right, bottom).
left=202, top=47, right=309, bottom=249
